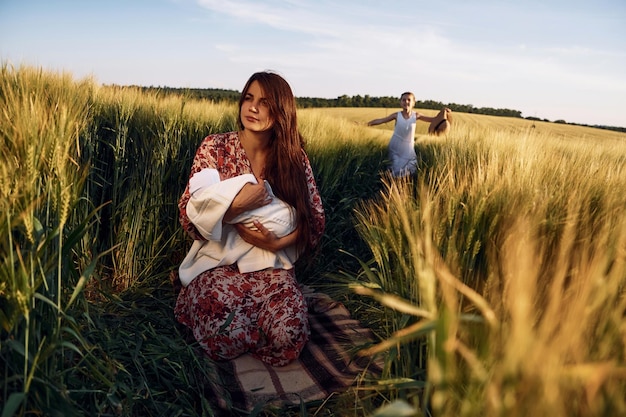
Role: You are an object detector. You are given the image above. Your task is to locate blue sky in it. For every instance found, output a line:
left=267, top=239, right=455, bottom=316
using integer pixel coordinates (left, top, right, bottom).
left=1, top=0, right=625, bottom=127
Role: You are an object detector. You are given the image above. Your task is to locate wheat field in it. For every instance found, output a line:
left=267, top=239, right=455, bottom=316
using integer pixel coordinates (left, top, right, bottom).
left=2, top=65, right=625, bottom=416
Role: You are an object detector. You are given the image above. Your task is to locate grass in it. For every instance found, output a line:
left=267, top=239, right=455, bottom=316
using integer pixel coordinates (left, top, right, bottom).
left=348, top=123, right=626, bottom=415
left=0, top=64, right=114, bottom=417
left=2, top=64, right=626, bottom=416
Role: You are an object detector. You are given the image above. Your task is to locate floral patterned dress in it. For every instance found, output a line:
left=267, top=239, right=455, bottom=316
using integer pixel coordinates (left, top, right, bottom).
left=174, top=132, right=325, bottom=366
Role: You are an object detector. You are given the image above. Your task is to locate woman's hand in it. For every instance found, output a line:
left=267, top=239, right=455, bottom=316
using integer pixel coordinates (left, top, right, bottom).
left=234, top=221, right=298, bottom=252
left=224, top=182, right=270, bottom=222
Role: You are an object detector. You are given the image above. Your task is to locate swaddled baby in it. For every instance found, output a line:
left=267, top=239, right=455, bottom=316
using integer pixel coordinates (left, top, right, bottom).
left=188, top=167, right=295, bottom=236
left=178, top=168, right=298, bottom=286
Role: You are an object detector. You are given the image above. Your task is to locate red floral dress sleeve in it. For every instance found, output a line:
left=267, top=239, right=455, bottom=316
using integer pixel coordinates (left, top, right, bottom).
left=302, top=150, right=325, bottom=248
left=179, top=133, right=227, bottom=240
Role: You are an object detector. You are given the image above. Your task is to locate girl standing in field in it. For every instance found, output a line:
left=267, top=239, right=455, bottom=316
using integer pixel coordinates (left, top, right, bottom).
left=367, top=92, right=449, bottom=177
left=174, top=71, right=325, bottom=366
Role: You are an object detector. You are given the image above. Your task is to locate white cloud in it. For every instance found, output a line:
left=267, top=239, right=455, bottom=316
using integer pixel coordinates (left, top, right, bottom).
left=196, top=0, right=342, bottom=37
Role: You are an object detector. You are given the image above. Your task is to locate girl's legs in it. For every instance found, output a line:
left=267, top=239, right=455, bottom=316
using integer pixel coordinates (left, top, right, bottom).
left=388, top=138, right=417, bottom=177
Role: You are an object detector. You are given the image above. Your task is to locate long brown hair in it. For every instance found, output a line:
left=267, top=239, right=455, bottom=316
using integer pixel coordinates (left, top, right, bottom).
left=237, top=71, right=314, bottom=255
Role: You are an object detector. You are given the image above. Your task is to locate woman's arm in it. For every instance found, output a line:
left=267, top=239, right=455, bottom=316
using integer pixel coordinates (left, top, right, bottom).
left=234, top=150, right=325, bottom=253
left=179, top=134, right=222, bottom=240
left=234, top=221, right=298, bottom=252
left=302, top=151, right=325, bottom=248
left=223, top=181, right=270, bottom=222
left=181, top=133, right=271, bottom=240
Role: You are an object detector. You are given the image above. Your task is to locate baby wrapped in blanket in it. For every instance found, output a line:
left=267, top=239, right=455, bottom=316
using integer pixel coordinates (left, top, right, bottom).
left=178, top=168, right=298, bottom=286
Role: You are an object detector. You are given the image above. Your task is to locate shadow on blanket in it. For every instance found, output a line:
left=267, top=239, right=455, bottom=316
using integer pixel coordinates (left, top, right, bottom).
left=186, top=285, right=383, bottom=414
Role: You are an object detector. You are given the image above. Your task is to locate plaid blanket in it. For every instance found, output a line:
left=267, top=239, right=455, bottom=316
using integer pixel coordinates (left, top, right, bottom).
left=202, top=288, right=382, bottom=414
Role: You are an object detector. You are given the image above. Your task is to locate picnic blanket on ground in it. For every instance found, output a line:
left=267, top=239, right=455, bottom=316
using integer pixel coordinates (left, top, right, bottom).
left=201, top=287, right=383, bottom=414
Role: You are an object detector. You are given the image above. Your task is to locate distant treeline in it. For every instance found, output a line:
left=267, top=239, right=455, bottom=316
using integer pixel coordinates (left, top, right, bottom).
left=134, top=85, right=626, bottom=133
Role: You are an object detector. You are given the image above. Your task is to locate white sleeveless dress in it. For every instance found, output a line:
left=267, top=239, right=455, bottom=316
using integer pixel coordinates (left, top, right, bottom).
left=388, top=111, right=417, bottom=176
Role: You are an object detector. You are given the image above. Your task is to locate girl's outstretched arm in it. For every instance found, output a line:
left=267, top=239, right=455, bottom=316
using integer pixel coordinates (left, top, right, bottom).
left=367, top=112, right=398, bottom=126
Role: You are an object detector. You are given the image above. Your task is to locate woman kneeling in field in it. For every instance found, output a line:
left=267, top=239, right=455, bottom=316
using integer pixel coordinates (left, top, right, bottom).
left=175, top=71, right=325, bottom=367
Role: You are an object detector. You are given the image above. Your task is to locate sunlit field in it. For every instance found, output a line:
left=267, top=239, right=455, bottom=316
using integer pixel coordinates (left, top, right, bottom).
left=2, top=65, right=625, bottom=417
left=312, top=106, right=626, bottom=143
